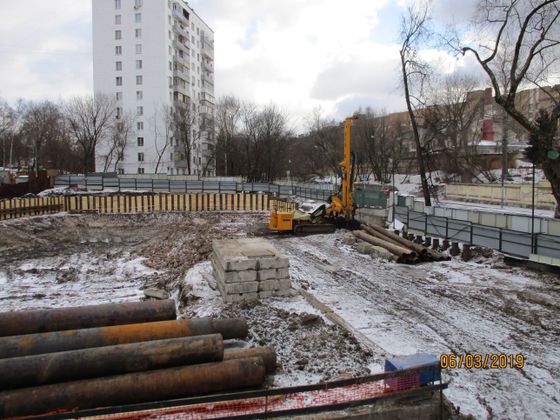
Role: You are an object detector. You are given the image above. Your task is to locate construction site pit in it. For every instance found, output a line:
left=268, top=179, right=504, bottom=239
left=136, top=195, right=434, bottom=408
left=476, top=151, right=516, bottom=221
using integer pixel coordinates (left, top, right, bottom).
left=1, top=211, right=559, bottom=419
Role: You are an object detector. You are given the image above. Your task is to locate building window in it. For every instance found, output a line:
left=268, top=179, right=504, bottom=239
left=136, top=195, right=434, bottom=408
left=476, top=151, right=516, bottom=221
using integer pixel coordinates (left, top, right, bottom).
left=136, top=75, right=143, bottom=85
left=115, top=46, right=122, bottom=55
left=135, top=28, right=142, bottom=38
left=115, top=61, right=122, bottom=71
left=116, top=92, right=122, bottom=101
left=138, top=167, right=145, bottom=174
left=137, top=106, right=143, bottom=116
left=115, top=15, right=121, bottom=24
left=138, top=152, right=144, bottom=162
left=136, top=90, right=143, bottom=100
left=135, top=0, right=143, bottom=8
left=115, top=30, right=122, bottom=40
left=137, top=121, right=144, bottom=130
left=115, top=0, right=121, bottom=9
left=136, top=59, right=143, bottom=70
left=118, top=168, right=124, bottom=175
left=116, top=107, right=122, bottom=118
left=135, top=13, right=142, bottom=23
left=116, top=76, right=122, bottom=86
left=169, top=61, right=172, bottom=71
left=137, top=137, right=144, bottom=147
left=136, top=44, right=142, bottom=54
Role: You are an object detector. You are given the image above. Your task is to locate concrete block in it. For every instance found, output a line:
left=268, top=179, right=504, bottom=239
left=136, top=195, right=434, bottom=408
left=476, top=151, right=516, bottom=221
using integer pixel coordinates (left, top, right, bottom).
left=212, top=238, right=289, bottom=272
left=257, top=256, right=290, bottom=270
left=223, top=292, right=259, bottom=303
left=257, top=268, right=289, bottom=281
left=212, top=258, right=257, bottom=283
left=218, top=280, right=259, bottom=294
left=277, top=278, right=292, bottom=290
left=273, top=289, right=292, bottom=297
left=258, top=291, right=274, bottom=299
left=259, top=279, right=280, bottom=292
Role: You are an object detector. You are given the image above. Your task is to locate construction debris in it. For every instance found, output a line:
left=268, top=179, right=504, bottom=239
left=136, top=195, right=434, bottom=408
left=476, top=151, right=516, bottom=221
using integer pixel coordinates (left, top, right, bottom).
left=212, top=238, right=292, bottom=302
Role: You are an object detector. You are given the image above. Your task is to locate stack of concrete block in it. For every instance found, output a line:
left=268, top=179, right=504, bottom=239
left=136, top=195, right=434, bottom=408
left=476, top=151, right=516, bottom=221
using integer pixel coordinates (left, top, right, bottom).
left=212, top=238, right=291, bottom=303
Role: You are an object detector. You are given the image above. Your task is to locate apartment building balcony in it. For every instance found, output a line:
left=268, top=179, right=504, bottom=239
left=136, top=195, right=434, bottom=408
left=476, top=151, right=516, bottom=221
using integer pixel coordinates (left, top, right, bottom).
left=172, top=8, right=188, bottom=24
left=173, top=66, right=189, bottom=79
left=200, top=92, right=215, bottom=106
left=201, top=41, right=214, bottom=60
left=174, top=54, right=190, bottom=68
left=200, top=105, right=214, bottom=116
left=173, top=40, right=189, bottom=55
left=173, top=83, right=190, bottom=97
left=173, top=22, right=189, bottom=38
left=202, top=61, right=214, bottom=73
left=202, top=74, right=214, bottom=86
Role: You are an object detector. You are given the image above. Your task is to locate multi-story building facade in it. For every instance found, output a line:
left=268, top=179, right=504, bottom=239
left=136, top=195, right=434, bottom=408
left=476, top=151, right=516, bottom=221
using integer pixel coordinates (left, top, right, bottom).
left=93, top=0, right=215, bottom=175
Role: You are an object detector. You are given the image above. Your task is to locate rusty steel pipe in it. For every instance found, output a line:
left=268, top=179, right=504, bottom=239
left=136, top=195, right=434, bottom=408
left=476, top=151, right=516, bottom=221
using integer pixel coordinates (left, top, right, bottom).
left=0, top=357, right=266, bottom=418
left=0, top=334, right=223, bottom=390
left=224, top=346, right=277, bottom=373
left=0, top=317, right=248, bottom=359
left=0, top=300, right=177, bottom=337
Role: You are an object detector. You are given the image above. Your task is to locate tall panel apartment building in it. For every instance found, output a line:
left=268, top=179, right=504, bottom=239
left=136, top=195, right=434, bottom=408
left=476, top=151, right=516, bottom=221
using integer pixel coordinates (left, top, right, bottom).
left=93, top=0, right=215, bottom=175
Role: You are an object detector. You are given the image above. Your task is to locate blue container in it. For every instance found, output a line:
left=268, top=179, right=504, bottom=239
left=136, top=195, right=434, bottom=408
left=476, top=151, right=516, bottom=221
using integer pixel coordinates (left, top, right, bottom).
left=385, top=353, right=441, bottom=385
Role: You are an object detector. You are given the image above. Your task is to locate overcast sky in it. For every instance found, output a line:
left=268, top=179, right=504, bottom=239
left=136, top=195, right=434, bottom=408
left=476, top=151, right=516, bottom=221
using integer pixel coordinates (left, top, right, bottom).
left=0, top=0, right=481, bottom=132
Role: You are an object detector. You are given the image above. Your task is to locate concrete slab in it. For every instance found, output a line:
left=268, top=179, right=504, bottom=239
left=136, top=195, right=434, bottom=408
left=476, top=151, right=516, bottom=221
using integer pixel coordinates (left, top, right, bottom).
left=218, top=280, right=259, bottom=294
left=258, top=268, right=290, bottom=281
left=212, top=258, right=258, bottom=283
left=213, top=238, right=289, bottom=272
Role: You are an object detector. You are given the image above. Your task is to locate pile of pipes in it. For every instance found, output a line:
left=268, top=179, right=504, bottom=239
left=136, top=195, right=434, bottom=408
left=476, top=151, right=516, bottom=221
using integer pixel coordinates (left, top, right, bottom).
left=353, top=224, right=450, bottom=264
left=0, top=300, right=276, bottom=418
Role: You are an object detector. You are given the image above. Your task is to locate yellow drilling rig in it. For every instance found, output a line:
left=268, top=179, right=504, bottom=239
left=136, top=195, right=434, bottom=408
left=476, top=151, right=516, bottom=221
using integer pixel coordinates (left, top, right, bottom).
left=268, top=116, right=359, bottom=234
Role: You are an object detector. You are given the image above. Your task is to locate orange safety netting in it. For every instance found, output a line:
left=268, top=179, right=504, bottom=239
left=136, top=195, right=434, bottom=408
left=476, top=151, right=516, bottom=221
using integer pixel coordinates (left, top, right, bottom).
left=93, top=373, right=422, bottom=419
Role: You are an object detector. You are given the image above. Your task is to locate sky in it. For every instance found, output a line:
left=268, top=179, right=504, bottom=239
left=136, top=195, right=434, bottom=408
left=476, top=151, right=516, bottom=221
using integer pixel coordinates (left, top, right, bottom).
left=0, top=0, right=481, bottom=133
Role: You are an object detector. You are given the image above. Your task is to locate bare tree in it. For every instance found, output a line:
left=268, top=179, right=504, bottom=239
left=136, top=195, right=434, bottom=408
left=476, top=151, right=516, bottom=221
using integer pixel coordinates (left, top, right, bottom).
left=0, top=99, right=15, bottom=168
left=102, top=111, right=134, bottom=173
left=420, top=74, right=490, bottom=181
left=461, top=0, right=560, bottom=216
left=152, top=105, right=172, bottom=174
left=215, top=96, right=241, bottom=176
left=172, top=104, right=196, bottom=175
left=20, top=101, right=66, bottom=174
left=307, top=108, right=344, bottom=180
left=65, top=94, right=116, bottom=174
left=400, top=2, right=433, bottom=206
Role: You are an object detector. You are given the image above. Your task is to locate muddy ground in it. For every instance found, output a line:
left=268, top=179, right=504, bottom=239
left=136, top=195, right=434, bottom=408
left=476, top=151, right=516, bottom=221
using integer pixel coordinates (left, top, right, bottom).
left=1, top=212, right=558, bottom=419
left=0, top=212, right=374, bottom=386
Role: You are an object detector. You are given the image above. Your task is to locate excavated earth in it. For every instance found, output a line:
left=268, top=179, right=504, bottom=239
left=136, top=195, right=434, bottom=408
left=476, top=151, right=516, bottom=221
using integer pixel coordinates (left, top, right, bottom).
left=0, top=212, right=375, bottom=387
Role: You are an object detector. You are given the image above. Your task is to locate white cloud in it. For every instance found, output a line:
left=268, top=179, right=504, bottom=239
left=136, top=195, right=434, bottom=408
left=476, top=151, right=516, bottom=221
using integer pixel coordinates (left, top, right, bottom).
left=0, top=0, right=491, bottom=133
left=0, top=0, right=92, bottom=102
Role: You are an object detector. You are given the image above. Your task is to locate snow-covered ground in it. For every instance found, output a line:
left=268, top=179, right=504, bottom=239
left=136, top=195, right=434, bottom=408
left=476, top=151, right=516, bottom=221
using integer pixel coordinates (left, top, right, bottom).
left=271, top=232, right=560, bottom=420
left=1, top=213, right=558, bottom=419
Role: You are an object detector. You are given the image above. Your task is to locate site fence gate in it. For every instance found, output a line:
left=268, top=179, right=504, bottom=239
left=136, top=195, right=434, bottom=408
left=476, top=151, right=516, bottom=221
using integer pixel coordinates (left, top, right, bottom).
left=395, top=205, right=560, bottom=260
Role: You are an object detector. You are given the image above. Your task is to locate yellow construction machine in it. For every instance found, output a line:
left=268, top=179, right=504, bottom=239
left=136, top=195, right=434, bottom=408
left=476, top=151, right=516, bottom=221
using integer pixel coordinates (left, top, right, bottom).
left=268, top=116, right=359, bottom=235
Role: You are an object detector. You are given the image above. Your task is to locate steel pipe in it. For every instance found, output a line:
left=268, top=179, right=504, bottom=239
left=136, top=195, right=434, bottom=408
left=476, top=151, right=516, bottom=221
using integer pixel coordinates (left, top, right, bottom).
left=224, top=346, right=277, bottom=373
left=0, top=300, right=177, bottom=337
left=0, top=317, right=248, bottom=359
left=0, top=357, right=266, bottom=418
left=0, top=334, right=223, bottom=390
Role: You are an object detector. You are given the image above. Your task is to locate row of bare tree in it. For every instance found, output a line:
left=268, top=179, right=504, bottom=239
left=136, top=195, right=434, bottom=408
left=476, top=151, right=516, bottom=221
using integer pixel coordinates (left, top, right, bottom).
left=0, top=94, right=121, bottom=174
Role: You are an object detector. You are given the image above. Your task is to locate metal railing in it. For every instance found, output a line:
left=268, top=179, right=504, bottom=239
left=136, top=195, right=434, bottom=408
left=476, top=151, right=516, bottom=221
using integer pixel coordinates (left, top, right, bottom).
left=395, top=205, right=560, bottom=260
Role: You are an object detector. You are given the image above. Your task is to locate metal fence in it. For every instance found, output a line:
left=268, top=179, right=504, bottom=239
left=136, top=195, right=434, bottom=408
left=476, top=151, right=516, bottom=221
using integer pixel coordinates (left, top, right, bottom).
left=395, top=205, right=560, bottom=260
left=354, top=187, right=388, bottom=209
left=53, top=176, right=341, bottom=204
left=54, top=176, right=391, bottom=209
